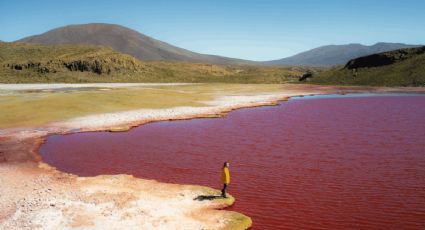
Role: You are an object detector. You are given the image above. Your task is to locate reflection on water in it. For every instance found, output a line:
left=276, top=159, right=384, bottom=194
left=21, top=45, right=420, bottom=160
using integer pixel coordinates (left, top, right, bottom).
left=40, top=95, right=425, bottom=229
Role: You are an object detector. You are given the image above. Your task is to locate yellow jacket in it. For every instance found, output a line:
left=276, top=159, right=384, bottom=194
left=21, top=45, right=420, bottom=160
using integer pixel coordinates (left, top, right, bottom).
left=221, top=166, right=230, bottom=184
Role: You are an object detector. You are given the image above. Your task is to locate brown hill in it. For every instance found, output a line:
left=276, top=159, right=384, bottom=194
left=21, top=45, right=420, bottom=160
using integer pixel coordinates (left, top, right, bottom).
left=18, top=23, right=254, bottom=65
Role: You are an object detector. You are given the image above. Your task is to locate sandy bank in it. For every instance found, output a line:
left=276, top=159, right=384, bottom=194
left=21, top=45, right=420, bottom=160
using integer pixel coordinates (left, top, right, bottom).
left=0, top=163, right=249, bottom=230
left=1, top=84, right=424, bottom=229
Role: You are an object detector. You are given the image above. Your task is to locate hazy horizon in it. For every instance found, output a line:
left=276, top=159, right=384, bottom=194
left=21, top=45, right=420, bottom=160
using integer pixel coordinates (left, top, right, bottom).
left=1, top=0, right=424, bottom=61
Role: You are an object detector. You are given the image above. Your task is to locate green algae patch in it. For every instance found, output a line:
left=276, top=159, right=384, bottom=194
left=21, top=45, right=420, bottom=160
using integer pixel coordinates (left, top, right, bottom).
left=192, top=186, right=252, bottom=229
left=221, top=212, right=253, bottom=230
left=189, top=170, right=252, bottom=229
left=108, top=126, right=132, bottom=132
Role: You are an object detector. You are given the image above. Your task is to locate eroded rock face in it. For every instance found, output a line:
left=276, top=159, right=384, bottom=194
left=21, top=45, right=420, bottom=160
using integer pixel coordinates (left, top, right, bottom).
left=345, top=46, right=425, bottom=69
left=63, top=60, right=110, bottom=74
left=4, top=58, right=142, bottom=75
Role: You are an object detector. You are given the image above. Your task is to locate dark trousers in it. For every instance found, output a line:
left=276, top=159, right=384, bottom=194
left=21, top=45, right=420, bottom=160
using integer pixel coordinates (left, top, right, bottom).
left=221, top=183, right=228, bottom=198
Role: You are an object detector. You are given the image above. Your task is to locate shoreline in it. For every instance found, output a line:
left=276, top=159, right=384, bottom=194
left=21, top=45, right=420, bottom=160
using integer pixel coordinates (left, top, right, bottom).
left=1, top=84, right=425, bottom=229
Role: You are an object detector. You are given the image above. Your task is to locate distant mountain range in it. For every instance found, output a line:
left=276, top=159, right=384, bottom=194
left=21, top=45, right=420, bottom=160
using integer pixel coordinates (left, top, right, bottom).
left=17, top=23, right=254, bottom=65
left=3, top=35, right=424, bottom=86
left=15, top=23, right=422, bottom=67
left=263, top=43, right=421, bottom=66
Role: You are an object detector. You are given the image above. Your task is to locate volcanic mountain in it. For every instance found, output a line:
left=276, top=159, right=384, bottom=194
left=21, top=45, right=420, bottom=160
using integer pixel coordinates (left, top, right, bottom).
left=18, top=23, right=253, bottom=65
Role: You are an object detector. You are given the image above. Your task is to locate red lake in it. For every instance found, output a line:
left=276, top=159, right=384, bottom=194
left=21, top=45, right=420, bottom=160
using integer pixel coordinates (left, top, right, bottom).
left=40, top=94, right=425, bottom=229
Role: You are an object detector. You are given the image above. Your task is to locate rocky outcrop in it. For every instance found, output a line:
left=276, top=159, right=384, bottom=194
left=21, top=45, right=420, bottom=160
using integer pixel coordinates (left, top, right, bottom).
left=299, top=71, right=313, bottom=81
left=4, top=58, right=143, bottom=75
left=63, top=60, right=115, bottom=74
left=345, top=46, right=425, bottom=69
left=264, top=43, right=421, bottom=67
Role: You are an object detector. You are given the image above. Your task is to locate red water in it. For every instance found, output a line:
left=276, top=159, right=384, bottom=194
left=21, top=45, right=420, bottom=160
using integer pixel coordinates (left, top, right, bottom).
left=40, top=95, right=425, bottom=229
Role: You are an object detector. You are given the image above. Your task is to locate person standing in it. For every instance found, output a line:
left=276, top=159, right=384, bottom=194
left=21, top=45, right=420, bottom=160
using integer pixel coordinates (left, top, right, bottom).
left=221, top=162, right=230, bottom=198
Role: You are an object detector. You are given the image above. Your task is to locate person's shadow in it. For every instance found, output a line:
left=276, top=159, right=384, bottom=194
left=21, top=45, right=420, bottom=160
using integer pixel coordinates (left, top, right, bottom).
left=193, top=195, right=223, bottom=201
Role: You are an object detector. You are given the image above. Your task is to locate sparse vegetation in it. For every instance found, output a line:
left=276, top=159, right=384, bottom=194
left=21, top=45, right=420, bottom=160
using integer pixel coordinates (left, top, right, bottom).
left=0, top=42, right=306, bottom=83
left=310, top=47, right=425, bottom=86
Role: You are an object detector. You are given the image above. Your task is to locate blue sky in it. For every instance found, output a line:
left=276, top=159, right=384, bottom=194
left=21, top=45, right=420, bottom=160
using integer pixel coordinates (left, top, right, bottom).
left=0, top=0, right=424, bottom=61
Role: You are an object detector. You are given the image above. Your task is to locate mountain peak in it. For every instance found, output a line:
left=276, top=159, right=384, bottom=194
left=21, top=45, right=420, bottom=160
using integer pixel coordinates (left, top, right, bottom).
left=17, top=23, right=253, bottom=65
